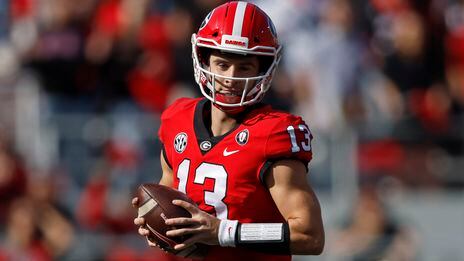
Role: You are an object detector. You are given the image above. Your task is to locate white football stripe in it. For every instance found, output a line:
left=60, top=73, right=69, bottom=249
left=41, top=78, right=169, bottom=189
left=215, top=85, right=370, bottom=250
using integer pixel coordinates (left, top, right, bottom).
left=138, top=198, right=158, bottom=217
left=232, top=2, right=247, bottom=36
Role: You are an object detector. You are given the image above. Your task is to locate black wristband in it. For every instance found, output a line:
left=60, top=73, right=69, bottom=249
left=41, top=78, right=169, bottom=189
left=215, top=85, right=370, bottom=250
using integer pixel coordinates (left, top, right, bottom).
left=235, top=223, right=291, bottom=255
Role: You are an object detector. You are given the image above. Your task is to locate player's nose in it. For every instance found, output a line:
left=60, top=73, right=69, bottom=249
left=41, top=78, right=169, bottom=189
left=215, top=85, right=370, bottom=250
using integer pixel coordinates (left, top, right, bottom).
left=223, top=66, right=241, bottom=88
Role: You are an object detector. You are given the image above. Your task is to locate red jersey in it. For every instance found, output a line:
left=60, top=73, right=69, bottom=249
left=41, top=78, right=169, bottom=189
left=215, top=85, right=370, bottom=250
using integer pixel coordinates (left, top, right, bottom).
left=158, top=98, right=313, bottom=261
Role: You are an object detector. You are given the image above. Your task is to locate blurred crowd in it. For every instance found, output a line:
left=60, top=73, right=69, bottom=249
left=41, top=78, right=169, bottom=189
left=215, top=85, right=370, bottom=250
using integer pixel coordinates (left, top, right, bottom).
left=0, top=0, right=463, bottom=260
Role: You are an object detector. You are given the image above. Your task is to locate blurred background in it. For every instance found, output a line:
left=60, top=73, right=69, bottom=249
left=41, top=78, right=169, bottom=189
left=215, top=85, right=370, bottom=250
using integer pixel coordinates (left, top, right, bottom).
left=0, top=0, right=463, bottom=260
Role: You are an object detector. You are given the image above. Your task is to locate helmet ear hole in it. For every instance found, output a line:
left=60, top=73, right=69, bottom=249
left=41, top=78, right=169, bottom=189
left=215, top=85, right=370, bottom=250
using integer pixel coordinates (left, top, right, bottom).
left=198, top=47, right=212, bottom=66
left=258, top=56, right=274, bottom=74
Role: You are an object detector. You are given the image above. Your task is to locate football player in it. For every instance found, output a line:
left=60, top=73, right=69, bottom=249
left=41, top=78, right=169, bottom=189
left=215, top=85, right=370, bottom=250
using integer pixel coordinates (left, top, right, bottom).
left=133, top=1, right=324, bottom=260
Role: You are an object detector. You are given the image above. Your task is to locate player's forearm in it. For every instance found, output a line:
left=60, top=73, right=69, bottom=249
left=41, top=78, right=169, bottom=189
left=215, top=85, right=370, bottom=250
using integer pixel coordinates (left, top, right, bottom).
left=159, top=151, right=173, bottom=186
left=288, top=217, right=324, bottom=255
left=158, top=173, right=173, bottom=186
left=217, top=218, right=324, bottom=256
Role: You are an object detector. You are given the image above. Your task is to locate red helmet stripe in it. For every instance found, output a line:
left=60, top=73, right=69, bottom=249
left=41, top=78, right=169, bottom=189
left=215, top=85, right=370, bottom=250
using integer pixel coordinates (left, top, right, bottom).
left=232, top=1, right=247, bottom=36
left=223, top=2, right=237, bottom=35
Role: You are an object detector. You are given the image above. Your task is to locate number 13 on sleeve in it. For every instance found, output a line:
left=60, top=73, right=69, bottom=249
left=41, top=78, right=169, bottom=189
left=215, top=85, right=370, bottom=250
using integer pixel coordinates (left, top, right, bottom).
left=286, top=125, right=312, bottom=153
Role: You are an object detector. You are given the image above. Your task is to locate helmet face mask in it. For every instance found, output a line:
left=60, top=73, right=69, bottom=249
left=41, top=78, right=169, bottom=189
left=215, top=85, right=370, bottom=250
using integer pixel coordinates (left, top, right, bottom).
left=191, top=1, right=281, bottom=110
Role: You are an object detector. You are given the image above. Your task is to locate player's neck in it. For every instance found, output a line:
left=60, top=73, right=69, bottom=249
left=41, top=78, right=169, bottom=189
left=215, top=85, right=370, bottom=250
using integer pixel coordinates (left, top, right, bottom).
left=210, top=104, right=239, bottom=136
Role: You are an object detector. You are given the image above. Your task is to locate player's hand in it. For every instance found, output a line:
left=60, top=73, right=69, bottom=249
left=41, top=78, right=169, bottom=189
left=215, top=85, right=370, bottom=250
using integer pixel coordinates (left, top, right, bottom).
left=165, top=199, right=221, bottom=250
left=132, top=197, right=160, bottom=249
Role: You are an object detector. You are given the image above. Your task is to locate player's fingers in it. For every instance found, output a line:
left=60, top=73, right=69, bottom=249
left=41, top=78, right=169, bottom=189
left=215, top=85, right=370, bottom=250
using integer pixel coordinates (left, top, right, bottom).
left=138, top=226, right=150, bottom=236
left=134, top=217, right=146, bottom=226
left=173, top=242, right=188, bottom=251
left=165, top=217, right=197, bottom=226
left=166, top=227, right=197, bottom=238
left=146, top=237, right=159, bottom=248
left=132, top=197, right=139, bottom=207
left=172, top=200, right=198, bottom=214
left=146, top=237, right=169, bottom=253
left=173, top=235, right=200, bottom=251
left=147, top=236, right=165, bottom=249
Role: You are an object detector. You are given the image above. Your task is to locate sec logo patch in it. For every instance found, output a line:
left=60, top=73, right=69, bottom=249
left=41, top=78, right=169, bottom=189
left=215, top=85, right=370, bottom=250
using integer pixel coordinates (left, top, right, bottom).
left=174, top=132, right=188, bottom=153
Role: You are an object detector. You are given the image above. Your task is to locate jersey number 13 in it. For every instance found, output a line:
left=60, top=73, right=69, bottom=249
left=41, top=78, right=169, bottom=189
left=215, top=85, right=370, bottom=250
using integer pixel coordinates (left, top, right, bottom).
left=176, top=159, right=228, bottom=219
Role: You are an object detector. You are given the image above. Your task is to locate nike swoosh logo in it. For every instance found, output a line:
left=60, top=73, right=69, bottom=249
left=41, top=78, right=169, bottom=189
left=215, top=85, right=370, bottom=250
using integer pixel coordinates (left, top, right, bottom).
left=223, top=148, right=239, bottom=156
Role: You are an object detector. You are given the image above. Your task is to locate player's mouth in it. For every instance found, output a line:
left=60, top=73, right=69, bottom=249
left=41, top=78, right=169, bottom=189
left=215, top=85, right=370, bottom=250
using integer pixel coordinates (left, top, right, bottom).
left=218, top=91, right=242, bottom=97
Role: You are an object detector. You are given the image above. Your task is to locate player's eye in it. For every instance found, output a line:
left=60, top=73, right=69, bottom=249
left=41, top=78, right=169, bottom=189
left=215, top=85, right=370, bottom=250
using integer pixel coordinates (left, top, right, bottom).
left=216, top=62, right=229, bottom=70
left=238, top=65, right=253, bottom=72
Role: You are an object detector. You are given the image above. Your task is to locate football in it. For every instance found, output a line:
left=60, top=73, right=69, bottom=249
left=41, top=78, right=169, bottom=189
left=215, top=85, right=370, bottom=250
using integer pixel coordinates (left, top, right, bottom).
left=135, top=183, right=208, bottom=258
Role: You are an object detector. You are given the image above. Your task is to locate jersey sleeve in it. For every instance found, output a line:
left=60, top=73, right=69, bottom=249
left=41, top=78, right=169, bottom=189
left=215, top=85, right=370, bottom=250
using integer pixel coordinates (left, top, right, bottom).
left=157, top=98, right=193, bottom=168
left=157, top=110, right=171, bottom=169
left=264, top=114, right=313, bottom=168
left=157, top=111, right=171, bottom=147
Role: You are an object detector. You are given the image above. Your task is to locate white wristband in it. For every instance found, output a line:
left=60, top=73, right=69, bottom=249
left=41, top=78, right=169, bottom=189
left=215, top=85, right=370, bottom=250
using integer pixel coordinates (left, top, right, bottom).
left=239, top=223, right=283, bottom=242
left=218, top=219, right=238, bottom=247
